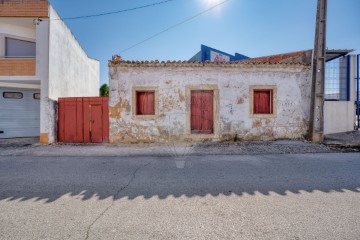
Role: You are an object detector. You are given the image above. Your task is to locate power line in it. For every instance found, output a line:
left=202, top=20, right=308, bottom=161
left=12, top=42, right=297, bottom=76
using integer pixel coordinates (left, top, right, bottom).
left=51, top=0, right=176, bottom=21
left=119, top=0, right=231, bottom=54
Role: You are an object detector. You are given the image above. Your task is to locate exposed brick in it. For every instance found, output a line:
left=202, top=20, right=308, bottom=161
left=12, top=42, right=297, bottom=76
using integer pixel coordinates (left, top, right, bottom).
left=0, top=0, right=48, bottom=18
left=0, top=58, right=36, bottom=76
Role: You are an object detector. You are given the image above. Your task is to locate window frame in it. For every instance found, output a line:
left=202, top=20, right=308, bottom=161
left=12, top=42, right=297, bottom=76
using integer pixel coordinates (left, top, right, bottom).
left=2, top=35, right=36, bottom=59
left=132, top=87, right=159, bottom=120
left=249, top=85, right=277, bottom=118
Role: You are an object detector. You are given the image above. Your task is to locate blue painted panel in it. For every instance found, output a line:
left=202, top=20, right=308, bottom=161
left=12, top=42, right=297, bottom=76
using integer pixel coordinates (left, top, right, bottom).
left=197, top=44, right=249, bottom=62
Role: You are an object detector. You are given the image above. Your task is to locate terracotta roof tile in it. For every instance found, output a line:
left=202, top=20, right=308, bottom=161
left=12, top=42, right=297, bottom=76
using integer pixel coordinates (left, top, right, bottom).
left=109, top=50, right=313, bottom=67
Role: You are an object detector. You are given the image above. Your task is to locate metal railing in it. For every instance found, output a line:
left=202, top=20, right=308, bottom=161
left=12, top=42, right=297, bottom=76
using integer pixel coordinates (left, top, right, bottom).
left=325, top=57, right=350, bottom=101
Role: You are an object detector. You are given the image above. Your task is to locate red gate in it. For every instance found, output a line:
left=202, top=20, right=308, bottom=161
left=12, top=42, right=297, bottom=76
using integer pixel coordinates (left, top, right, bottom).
left=58, top=97, right=109, bottom=143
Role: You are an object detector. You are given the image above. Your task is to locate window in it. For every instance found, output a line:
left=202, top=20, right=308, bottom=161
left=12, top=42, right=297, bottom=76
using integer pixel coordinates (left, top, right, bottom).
left=5, top=37, right=36, bottom=58
left=253, top=90, right=273, bottom=114
left=136, top=91, right=155, bottom=115
left=249, top=86, right=277, bottom=118
left=3, top=92, right=23, bottom=99
left=33, top=93, right=40, bottom=100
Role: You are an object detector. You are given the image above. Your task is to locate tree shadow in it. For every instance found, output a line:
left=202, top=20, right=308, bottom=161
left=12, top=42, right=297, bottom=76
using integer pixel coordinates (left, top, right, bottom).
left=0, top=153, right=359, bottom=203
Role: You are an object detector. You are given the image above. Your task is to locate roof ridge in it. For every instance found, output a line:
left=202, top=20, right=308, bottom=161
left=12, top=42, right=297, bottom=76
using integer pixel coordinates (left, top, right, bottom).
left=109, top=56, right=310, bottom=67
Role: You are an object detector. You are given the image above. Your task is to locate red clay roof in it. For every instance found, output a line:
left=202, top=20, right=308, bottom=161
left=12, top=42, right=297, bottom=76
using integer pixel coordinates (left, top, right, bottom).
left=110, top=49, right=354, bottom=67
left=109, top=52, right=311, bottom=67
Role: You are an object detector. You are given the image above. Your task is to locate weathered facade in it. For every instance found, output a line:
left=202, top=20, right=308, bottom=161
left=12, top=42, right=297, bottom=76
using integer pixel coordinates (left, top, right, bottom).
left=109, top=53, right=312, bottom=143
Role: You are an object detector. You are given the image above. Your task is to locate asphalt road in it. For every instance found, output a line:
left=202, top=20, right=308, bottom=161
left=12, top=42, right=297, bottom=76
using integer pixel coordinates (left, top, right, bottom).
left=0, top=152, right=359, bottom=240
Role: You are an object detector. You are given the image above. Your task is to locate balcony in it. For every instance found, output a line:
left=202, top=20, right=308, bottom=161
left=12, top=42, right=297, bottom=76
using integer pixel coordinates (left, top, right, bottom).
left=0, top=0, right=48, bottom=18
left=0, top=58, right=36, bottom=76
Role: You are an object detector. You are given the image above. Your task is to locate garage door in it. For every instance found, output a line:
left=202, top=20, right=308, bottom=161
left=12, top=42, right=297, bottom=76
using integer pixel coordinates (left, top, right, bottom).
left=0, top=88, right=40, bottom=138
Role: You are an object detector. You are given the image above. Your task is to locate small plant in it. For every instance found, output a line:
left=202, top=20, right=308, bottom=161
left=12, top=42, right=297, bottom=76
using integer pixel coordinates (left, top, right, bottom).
left=233, top=133, right=239, bottom=142
left=99, top=83, right=109, bottom=97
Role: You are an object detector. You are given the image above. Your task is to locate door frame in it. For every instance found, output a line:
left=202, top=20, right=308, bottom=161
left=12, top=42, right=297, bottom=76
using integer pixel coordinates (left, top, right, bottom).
left=185, top=84, right=219, bottom=140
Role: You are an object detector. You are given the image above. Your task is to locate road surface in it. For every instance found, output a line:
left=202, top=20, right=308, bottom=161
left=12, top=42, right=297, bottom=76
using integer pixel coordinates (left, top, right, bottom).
left=0, top=152, right=359, bottom=239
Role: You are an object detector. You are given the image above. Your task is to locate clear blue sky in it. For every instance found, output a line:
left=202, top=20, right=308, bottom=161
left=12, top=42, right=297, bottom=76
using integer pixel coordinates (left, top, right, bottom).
left=49, top=0, right=360, bottom=86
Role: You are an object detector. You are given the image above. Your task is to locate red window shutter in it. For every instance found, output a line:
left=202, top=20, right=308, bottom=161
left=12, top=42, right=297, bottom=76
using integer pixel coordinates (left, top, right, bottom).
left=254, top=90, right=272, bottom=114
left=137, top=92, right=155, bottom=115
left=146, top=92, right=155, bottom=114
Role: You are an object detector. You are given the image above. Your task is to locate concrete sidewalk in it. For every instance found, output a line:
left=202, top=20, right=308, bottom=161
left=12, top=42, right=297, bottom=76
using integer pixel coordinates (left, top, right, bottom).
left=1, top=136, right=359, bottom=157
left=324, top=131, right=360, bottom=147
left=0, top=138, right=354, bottom=157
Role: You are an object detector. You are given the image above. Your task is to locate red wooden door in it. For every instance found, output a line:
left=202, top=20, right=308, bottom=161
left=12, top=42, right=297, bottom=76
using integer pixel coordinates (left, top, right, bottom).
left=191, top=90, right=213, bottom=134
left=191, top=91, right=202, bottom=133
left=201, top=91, right=214, bottom=133
left=64, top=103, right=77, bottom=142
left=90, top=104, right=103, bottom=143
left=58, top=97, right=109, bottom=143
left=58, top=98, right=84, bottom=143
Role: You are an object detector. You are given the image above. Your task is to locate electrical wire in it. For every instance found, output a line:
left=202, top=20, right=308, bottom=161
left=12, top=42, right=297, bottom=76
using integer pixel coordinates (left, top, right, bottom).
left=119, top=0, right=231, bottom=54
left=51, top=0, right=177, bottom=21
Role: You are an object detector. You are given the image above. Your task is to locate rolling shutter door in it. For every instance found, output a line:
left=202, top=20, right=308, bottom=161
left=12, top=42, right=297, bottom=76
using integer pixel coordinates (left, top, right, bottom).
left=0, top=88, right=40, bottom=138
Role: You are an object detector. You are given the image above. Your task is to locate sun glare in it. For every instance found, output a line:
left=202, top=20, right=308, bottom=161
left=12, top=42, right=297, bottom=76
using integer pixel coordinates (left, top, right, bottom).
left=201, top=0, right=225, bottom=15
left=203, top=0, right=222, bottom=6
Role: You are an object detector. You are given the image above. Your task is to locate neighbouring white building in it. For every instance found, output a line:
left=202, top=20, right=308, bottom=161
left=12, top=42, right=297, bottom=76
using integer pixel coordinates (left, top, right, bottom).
left=0, top=0, right=99, bottom=143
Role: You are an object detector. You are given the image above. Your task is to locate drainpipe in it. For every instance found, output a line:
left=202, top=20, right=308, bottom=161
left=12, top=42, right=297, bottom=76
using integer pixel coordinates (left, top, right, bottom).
left=357, top=54, right=360, bottom=130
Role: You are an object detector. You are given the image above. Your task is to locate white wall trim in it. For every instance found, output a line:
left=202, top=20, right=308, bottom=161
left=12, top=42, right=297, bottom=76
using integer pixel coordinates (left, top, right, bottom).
left=0, top=82, right=40, bottom=89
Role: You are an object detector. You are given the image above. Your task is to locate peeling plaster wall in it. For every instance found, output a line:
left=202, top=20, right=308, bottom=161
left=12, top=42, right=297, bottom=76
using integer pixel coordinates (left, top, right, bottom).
left=109, top=64, right=311, bottom=143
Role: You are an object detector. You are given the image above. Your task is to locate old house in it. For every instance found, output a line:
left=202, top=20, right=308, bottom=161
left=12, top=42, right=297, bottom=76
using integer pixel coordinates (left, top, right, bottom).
left=109, top=50, right=316, bottom=143
left=0, top=0, right=99, bottom=143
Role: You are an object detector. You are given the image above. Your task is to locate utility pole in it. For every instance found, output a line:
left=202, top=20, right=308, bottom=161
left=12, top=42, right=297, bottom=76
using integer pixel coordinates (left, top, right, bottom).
left=309, top=0, right=327, bottom=142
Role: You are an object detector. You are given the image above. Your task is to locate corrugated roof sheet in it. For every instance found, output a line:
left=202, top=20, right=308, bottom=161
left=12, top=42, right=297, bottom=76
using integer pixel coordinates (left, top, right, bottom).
left=239, top=50, right=313, bottom=65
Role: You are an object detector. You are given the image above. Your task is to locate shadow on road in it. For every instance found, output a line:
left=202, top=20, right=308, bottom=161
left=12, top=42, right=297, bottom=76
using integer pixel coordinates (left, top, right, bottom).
left=0, top=153, right=359, bottom=203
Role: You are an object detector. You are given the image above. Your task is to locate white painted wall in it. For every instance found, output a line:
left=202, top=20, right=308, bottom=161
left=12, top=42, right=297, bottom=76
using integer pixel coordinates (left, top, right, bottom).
left=39, top=6, right=99, bottom=143
left=109, top=64, right=312, bottom=143
left=47, top=6, right=99, bottom=99
left=324, top=102, right=355, bottom=134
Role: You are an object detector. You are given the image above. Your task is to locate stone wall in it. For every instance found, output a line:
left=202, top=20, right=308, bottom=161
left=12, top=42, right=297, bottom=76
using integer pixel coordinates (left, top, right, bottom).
left=109, top=63, right=311, bottom=143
